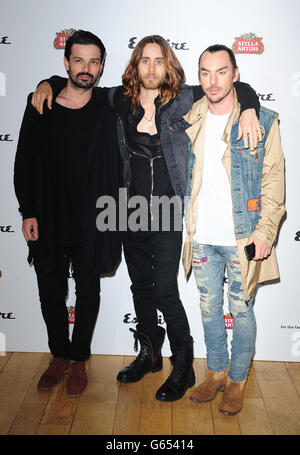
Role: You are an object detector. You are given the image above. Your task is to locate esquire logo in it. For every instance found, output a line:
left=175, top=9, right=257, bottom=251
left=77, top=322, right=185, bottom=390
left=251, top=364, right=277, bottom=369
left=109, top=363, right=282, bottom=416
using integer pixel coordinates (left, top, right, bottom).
left=128, top=36, right=189, bottom=50
left=53, top=29, right=76, bottom=49
left=232, top=33, right=264, bottom=54
left=0, top=134, right=13, bottom=142
left=0, top=312, right=15, bottom=319
left=0, top=36, right=11, bottom=45
left=123, top=313, right=165, bottom=325
left=258, top=93, right=275, bottom=102
left=0, top=225, right=14, bottom=233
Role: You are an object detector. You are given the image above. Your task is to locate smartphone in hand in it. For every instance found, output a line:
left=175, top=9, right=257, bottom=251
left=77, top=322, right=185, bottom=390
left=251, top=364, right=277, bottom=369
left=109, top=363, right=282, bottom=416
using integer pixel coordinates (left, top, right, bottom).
left=244, top=243, right=255, bottom=261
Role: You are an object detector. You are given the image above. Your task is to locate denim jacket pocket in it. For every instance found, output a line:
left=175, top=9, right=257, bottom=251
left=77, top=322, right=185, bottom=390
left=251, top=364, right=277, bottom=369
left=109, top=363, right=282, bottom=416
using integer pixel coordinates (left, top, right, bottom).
left=240, top=146, right=265, bottom=162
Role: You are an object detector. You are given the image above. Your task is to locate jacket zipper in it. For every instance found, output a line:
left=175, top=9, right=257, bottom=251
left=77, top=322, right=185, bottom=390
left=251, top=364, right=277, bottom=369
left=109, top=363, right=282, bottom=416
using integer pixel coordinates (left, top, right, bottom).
left=119, top=117, right=162, bottom=221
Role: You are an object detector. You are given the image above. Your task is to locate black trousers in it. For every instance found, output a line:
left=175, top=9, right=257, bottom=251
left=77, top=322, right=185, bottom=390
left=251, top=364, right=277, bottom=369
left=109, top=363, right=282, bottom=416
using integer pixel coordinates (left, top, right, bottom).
left=34, top=247, right=100, bottom=361
left=122, top=230, right=192, bottom=354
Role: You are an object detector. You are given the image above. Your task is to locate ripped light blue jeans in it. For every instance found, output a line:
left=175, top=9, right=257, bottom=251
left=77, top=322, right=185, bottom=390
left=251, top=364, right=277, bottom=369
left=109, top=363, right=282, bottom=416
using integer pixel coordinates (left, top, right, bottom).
left=192, top=243, right=256, bottom=382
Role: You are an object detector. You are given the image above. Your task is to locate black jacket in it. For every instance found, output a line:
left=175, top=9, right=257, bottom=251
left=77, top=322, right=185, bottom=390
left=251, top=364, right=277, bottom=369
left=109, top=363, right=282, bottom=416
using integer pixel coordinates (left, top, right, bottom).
left=14, top=90, right=122, bottom=275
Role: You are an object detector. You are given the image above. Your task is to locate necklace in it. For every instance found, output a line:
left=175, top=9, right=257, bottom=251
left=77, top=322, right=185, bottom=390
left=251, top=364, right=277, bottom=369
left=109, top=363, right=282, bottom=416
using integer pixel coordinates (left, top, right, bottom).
left=143, top=110, right=155, bottom=126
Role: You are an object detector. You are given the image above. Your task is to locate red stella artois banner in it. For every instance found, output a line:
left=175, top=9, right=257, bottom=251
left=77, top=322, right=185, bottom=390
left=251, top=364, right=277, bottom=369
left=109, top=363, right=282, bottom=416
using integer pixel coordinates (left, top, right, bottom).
left=232, top=33, right=264, bottom=54
left=224, top=313, right=233, bottom=329
left=68, top=306, right=75, bottom=324
left=53, top=29, right=76, bottom=49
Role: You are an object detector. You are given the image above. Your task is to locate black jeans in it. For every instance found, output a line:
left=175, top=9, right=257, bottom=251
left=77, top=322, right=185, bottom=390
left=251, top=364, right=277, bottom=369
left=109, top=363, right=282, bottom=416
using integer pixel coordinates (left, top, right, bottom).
left=34, top=247, right=100, bottom=361
left=122, top=229, right=192, bottom=353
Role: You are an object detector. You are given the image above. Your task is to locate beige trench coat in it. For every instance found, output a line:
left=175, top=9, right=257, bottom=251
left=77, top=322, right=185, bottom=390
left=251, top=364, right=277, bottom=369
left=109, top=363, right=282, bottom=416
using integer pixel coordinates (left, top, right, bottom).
left=182, top=91, right=286, bottom=301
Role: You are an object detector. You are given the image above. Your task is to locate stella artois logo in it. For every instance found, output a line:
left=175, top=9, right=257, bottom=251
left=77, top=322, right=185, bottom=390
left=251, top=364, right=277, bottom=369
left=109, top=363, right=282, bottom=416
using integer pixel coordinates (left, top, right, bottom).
left=224, top=313, right=233, bottom=329
left=232, top=33, right=264, bottom=54
left=53, top=28, right=76, bottom=49
left=68, top=306, right=75, bottom=324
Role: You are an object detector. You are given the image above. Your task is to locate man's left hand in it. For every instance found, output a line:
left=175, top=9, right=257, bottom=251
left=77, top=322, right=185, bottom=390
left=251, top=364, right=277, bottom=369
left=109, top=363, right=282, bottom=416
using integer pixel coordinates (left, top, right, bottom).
left=238, top=108, right=262, bottom=150
left=247, top=234, right=271, bottom=261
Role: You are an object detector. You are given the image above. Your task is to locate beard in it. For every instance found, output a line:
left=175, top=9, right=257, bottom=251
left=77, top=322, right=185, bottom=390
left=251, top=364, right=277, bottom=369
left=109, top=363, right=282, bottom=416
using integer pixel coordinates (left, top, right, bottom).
left=69, top=71, right=99, bottom=89
left=204, top=86, right=233, bottom=104
left=138, top=73, right=165, bottom=90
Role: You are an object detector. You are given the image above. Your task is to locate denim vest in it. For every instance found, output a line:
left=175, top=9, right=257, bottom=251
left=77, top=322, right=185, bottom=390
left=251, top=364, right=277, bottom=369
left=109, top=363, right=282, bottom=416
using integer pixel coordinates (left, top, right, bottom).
left=186, top=106, right=278, bottom=238
left=230, top=106, right=277, bottom=238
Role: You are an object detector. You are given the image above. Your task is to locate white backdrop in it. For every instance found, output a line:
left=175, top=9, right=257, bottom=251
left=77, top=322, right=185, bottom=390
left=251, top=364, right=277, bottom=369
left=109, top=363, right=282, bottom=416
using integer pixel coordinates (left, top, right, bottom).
left=0, top=0, right=299, bottom=362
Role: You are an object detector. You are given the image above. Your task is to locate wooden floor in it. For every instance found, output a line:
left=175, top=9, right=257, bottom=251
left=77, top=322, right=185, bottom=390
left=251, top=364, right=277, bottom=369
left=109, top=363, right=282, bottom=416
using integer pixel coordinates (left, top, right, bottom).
left=0, top=352, right=300, bottom=436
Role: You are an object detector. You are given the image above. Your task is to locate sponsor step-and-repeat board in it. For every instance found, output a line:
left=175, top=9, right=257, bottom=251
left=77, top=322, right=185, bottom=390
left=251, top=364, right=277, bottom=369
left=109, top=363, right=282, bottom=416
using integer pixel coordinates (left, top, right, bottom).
left=0, top=0, right=300, bottom=361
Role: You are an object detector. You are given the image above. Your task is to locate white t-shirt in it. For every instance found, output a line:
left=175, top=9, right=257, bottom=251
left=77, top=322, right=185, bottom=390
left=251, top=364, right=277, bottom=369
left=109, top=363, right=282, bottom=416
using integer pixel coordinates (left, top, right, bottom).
left=194, top=109, right=236, bottom=246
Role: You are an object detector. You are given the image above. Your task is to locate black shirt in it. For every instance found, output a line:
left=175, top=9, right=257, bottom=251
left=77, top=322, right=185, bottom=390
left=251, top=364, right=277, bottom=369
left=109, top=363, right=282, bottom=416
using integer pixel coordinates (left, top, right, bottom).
left=126, top=106, right=175, bottom=201
left=124, top=96, right=178, bottom=230
left=50, top=95, right=97, bottom=247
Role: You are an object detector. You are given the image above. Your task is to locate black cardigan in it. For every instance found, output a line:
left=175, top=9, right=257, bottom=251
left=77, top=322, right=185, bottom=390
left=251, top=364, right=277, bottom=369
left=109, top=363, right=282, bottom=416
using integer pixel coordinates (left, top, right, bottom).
left=14, top=89, right=122, bottom=276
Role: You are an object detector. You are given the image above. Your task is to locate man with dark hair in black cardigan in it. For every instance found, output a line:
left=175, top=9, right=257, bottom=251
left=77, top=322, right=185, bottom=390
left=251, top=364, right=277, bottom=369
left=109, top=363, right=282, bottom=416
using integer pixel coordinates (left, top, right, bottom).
left=14, top=30, right=121, bottom=397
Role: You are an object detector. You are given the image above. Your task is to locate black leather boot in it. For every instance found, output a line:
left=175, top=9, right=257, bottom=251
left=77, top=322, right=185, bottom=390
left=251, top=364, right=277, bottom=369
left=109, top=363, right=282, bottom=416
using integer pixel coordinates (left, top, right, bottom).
left=155, top=340, right=195, bottom=402
left=117, top=326, right=165, bottom=383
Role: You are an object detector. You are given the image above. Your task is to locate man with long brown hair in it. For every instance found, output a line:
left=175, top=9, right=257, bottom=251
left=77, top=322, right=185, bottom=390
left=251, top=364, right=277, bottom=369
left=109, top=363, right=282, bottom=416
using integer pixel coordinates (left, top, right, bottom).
left=31, top=34, right=260, bottom=402
left=122, top=35, right=185, bottom=113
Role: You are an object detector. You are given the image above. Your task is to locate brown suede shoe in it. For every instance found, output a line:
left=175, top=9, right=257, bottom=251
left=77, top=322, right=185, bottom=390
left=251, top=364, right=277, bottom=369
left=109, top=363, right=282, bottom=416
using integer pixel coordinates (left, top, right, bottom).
left=219, top=377, right=246, bottom=415
left=190, top=369, right=228, bottom=403
left=66, top=361, right=87, bottom=397
left=37, top=357, right=69, bottom=391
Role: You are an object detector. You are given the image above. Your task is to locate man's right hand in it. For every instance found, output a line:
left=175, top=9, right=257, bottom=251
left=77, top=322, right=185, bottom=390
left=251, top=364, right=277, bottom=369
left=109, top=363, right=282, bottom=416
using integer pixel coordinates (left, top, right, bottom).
left=22, top=218, right=39, bottom=242
left=246, top=234, right=271, bottom=261
left=31, top=82, right=53, bottom=114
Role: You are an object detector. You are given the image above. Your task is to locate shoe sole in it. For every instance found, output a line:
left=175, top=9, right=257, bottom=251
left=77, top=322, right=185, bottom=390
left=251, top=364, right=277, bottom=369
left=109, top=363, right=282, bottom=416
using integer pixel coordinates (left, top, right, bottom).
left=117, top=364, right=163, bottom=383
left=37, top=368, right=69, bottom=391
left=155, top=376, right=196, bottom=402
left=190, top=385, right=226, bottom=403
left=67, top=388, right=87, bottom=397
left=219, top=406, right=242, bottom=416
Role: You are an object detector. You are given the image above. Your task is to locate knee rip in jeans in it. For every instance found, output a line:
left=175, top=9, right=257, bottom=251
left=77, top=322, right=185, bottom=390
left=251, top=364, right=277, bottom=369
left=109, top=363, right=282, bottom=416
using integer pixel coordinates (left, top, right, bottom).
left=200, top=293, right=219, bottom=319
left=199, top=290, right=209, bottom=311
left=233, top=311, right=248, bottom=319
left=199, top=285, right=208, bottom=294
left=229, top=280, right=242, bottom=294
left=202, top=314, right=212, bottom=324
left=231, top=301, right=251, bottom=319
left=228, top=280, right=243, bottom=302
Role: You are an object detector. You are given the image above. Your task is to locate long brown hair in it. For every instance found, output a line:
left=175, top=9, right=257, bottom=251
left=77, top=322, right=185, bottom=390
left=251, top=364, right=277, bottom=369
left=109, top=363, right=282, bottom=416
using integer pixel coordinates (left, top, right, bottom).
left=122, top=35, right=185, bottom=112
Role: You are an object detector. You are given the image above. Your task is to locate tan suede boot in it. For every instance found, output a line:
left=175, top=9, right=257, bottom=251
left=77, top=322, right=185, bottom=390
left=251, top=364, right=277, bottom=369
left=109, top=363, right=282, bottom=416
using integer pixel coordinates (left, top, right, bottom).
left=190, top=369, right=228, bottom=403
left=219, top=377, right=246, bottom=415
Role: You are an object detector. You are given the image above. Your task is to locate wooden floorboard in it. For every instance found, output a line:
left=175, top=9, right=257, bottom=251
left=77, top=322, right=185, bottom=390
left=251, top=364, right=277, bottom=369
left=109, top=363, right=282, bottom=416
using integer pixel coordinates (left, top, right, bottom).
left=253, top=361, right=300, bottom=435
left=71, top=355, right=124, bottom=435
left=0, top=353, right=299, bottom=436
